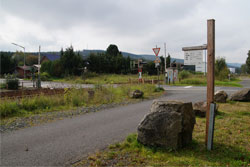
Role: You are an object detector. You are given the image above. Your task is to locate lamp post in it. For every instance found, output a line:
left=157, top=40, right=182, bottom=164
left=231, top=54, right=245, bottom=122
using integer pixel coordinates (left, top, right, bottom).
left=11, top=43, right=26, bottom=78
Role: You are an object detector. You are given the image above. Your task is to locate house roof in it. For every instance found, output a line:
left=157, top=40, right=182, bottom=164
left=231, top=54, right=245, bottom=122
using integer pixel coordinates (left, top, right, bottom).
left=17, top=66, right=31, bottom=71
left=43, top=54, right=60, bottom=61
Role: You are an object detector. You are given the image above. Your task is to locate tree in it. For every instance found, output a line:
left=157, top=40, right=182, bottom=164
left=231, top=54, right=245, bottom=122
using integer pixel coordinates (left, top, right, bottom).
left=246, top=50, right=250, bottom=73
left=106, top=44, right=120, bottom=57
left=241, top=64, right=247, bottom=74
left=215, top=57, right=229, bottom=80
left=87, top=44, right=130, bottom=74
left=144, top=61, right=157, bottom=75
left=60, top=45, right=82, bottom=76
left=159, top=56, right=164, bottom=73
left=0, top=52, right=16, bottom=75
left=26, top=55, right=38, bottom=66
left=166, top=53, right=171, bottom=68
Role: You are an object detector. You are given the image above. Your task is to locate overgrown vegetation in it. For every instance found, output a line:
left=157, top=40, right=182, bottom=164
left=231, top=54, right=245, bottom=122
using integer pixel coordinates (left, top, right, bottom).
left=246, top=50, right=250, bottom=74
left=51, top=74, right=165, bottom=84
left=215, top=57, right=230, bottom=80
left=75, top=102, right=250, bottom=167
left=0, top=84, right=164, bottom=118
left=5, top=74, right=19, bottom=90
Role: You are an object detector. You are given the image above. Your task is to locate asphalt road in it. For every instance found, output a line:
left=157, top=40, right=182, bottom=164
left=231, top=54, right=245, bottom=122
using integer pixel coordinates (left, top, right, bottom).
left=1, top=81, right=249, bottom=166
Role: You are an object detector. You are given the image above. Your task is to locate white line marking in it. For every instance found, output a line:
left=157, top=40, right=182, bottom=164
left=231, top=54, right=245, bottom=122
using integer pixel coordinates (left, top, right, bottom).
left=184, top=86, right=193, bottom=89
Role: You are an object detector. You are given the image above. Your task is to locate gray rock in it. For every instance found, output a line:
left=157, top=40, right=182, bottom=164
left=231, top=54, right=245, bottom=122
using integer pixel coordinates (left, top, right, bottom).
left=229, top=88, right=250, bottom=102
left=137, top=100, right=196, bottom=149
left=130, top=89, right=144, bottom=98
left=214, top=90, right=228, bottom=103
left=193, top=101, right=219, bottom=117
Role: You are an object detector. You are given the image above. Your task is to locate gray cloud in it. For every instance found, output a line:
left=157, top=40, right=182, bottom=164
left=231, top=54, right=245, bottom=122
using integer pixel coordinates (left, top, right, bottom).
left=1, top=0, right=249, bottom=63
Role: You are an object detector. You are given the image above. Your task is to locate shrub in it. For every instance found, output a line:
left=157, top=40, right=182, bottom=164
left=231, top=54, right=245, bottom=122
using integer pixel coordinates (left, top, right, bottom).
left=0, top=101, right=19, bottom=117
left=0, top=83, right=7, bottom=89
left=179, top=70, right=191, bottom=80
left=40, top=72, right=51, bottom=81
left=5, top=75, right=19, bottom=90
left=154, top=86, right=164, bottom=92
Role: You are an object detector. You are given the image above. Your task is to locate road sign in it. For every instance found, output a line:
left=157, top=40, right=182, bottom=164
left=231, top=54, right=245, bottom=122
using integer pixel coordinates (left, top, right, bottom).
left=153, top=47, right=160, bottom=56
left=154, top=56, right=161, bottom=63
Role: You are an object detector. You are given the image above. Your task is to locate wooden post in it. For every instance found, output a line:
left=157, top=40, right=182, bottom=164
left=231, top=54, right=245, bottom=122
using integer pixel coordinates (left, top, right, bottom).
left=206, top=19, right=215, bottom=145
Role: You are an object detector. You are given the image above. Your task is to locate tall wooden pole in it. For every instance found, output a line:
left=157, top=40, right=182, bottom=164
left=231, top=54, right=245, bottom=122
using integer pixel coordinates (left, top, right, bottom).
left=206, top=19, right=215, bottom=145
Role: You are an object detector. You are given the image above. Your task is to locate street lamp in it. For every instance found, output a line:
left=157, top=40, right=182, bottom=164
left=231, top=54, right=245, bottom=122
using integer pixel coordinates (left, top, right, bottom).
left=11, top=43, right=26, bottom=78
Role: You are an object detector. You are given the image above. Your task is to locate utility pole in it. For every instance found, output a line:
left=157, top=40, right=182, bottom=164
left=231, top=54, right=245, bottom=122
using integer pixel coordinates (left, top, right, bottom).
left=38, top=45, right=41, bottom=74
left=164, top=43, right=167, bottom=83
left=11, top=43, right=26, bottom=78
left=37, top=45, right=41, bottom=88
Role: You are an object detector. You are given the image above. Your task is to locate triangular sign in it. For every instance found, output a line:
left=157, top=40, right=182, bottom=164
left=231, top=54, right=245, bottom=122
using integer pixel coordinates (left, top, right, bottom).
left=152, top=47, right=160, bottom=56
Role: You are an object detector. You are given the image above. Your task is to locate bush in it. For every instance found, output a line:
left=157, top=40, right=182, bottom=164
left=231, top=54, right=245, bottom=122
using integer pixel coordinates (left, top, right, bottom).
left=154, top=86, right=164, bottom=92
left=0, top=101, right=19, bottom=117
left=215, top=57, right=229, bottom=81
left=5, top=75, right=19, bottom=90
left=40, top=72, right=51, bottom=81
left=179, top=70, right=191, bottom=80
left=0, top=83, right=7, bottom=89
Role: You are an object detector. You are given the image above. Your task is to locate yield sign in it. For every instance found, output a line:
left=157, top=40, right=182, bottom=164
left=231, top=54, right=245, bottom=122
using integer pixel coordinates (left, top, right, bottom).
left=152, top=47, right=160, bottom=56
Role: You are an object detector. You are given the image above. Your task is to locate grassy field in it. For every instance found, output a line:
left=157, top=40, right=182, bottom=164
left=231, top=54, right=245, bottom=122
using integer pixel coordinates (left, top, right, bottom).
left=0, top=84, right=165, bottom=119
left=75, top=102, right=250, bottom=166
left=176, top=73, right=242, bottom=87
left=50, top=74, right=165, bottom=84
left=49, top=73, right=242, bottom=87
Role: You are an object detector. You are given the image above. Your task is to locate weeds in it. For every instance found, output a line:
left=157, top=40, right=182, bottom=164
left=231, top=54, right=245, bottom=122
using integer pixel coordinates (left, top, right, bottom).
left=0, top=84, right=164, bottom=118
left=76, top=102, right=250, bottom=167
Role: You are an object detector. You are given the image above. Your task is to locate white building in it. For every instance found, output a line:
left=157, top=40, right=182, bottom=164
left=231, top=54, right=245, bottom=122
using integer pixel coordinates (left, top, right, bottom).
left=229, top=68, right=235, bottom=73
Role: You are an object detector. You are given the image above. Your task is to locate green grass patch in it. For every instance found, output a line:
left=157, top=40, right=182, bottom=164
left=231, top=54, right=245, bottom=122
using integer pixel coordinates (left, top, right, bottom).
left=75, top=102, right=250, bottom=166
left=50, top=74, right=165, bottom=84
left=0, top=84, right=165, bottom=119
left=175, top=74, right=242, bottom=87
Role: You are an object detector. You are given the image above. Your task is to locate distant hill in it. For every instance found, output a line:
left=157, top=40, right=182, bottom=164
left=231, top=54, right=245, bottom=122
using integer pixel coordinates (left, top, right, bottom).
left=3, top=50, right=241, bottom=68
left=80, top=49, right=184, bottom=63
left=227, top=63, right=242, bottom=68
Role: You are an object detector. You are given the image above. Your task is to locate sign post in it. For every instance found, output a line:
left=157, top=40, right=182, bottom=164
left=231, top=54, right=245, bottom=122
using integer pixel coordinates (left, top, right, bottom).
left=206, top=19, right=215, bottom=147
left=153, top=46, right=161, bottom=85
left=207, top=103, right=216, bottom=150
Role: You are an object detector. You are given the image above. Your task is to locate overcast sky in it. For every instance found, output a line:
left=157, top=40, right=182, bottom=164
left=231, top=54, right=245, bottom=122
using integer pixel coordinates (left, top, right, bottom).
left=0, top=0, right=249, bottom=63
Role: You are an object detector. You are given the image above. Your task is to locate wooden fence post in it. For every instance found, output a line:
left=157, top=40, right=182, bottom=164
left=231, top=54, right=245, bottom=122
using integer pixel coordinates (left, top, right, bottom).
left=206, top=19, right=215, bottom=145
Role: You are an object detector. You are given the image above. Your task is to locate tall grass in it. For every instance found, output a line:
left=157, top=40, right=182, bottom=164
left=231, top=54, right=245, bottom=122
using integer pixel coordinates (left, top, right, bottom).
left=76, top=102, right=250, bottom=167
left=0, top=84, right=164, bottom=118
left=52, top=74, right=165, bottom=84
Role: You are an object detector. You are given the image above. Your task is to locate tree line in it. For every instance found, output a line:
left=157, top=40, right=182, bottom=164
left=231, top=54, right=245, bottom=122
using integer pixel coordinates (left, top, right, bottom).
left=1, top=46, right=250, bottom=77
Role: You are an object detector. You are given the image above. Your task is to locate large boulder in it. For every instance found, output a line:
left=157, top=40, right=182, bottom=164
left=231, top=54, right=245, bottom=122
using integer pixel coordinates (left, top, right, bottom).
left=137, top=100, right=196, bottom=149
left=214, top=90, right=228, bottom=103
left=130, top=90, right=144, bottom=98
left=193, top=101, right=219, bottom=117
left=229, top=88, right=250, bottom=102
